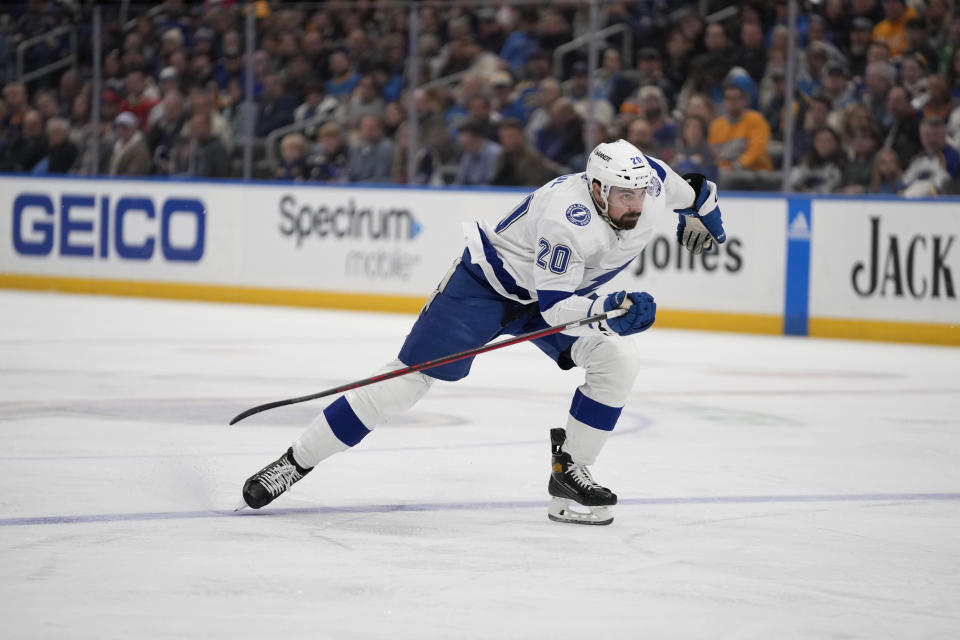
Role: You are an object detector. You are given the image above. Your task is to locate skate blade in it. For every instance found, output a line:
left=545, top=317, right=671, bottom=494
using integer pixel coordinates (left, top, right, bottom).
left=547, top=497, right=613, bottom=526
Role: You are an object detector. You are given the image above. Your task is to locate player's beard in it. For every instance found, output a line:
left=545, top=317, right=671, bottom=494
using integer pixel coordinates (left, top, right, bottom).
left=614, top=211, right=642, bottom=230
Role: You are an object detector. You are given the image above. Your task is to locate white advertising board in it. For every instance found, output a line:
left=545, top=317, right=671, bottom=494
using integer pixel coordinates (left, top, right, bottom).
left=0, top=177, right=525, bottom=296
left=2, top=178, right=783, bottom=314
left=608, top=197, right=787, bottom=315
left=810, top=199, right=960, bottom=325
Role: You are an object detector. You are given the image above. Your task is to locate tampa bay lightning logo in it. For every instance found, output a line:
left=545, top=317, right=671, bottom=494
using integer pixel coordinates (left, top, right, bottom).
left=565, top=203, right=591, bottom=226
left=648, top=176, right=662, bottom=197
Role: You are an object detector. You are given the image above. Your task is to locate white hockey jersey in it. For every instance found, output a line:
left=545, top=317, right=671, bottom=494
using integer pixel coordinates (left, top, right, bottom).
left=463, top=155, right=696, bottom=332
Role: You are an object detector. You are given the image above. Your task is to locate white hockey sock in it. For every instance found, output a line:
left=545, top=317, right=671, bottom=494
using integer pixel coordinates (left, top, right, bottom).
left=563, top=415, right=612, bottom=465
left=292, top=411, right=351, bottom=468
left=291, top=359, right=435, bottom=468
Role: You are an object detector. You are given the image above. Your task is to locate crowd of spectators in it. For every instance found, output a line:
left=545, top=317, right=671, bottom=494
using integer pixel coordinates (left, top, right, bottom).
left=2, top=0, right=960, bottom=196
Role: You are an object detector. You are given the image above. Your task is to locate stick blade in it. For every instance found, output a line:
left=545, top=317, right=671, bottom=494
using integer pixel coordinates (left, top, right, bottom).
left=229, top=404, right=266, bottom=425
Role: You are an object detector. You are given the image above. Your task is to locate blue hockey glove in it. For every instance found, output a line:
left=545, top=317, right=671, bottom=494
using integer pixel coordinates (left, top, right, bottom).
left=602, top=291, right=656, bottom=336
left=674, top=173, right=726, bottom=255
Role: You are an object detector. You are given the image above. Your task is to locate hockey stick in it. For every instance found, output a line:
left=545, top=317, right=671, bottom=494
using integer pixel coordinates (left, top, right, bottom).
left=228, top=307, right=627, bottom=425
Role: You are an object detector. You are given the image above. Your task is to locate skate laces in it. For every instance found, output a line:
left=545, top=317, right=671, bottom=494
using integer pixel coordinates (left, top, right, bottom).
left=567, top=462, right=601, bottom=490
left=258, top=460, right=303, bottom=497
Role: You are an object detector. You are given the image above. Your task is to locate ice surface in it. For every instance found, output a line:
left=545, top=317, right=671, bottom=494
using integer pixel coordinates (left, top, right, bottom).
left=1, top=290, right=958, bottom=639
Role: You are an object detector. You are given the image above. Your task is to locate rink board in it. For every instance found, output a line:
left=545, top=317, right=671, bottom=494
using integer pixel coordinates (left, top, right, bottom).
left=0, top=175, right=957, bottom=344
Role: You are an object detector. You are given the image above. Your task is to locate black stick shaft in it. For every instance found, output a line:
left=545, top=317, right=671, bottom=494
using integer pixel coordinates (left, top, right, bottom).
left=229, top=308, right=625, bottom=425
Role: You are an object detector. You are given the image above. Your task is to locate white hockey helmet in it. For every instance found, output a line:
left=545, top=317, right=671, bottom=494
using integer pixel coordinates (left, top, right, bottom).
left=585, top=139, right=652, bottom=215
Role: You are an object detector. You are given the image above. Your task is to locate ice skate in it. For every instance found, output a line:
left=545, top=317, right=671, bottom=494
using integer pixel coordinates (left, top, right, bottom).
left=241, top=447, right=313, bottom=509
left=547, top=428, right=616, bottom=525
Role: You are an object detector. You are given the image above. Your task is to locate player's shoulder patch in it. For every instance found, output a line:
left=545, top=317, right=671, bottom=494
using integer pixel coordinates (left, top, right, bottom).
left=565, top=203, right=591, bottom=226
left=648, top=175, right=662, bottom=198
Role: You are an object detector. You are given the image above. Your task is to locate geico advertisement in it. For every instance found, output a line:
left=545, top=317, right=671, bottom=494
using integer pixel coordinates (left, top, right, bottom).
left=608, top=197, right=787, bottom=314
left=238, top=185, right=521, bottom=293
left=0, top=176, right=235, bottom=282
left=810, top=199, right=959, bottom=324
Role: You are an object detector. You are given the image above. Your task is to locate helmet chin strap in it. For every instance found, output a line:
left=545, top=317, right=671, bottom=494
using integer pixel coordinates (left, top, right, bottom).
left=590, top=186, right=625, bottom=232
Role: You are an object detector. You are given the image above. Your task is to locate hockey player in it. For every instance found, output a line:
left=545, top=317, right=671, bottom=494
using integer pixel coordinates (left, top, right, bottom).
left=241, top=139, right=725, bottom=525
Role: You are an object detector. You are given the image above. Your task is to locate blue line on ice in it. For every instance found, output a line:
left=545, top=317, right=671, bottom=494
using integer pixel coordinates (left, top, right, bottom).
left=2, top=492, right=958, bottom=527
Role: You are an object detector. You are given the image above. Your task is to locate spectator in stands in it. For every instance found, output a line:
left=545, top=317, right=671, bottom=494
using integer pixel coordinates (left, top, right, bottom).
left=309, top=121, right=349, bottom=183
left=920, top=75, right=952, bottom=121
left=709, top=83, right=773, bottom=172
left=417, top=87, right=457, bottom=163
left=672, top=115, right=718, bottom=183
left=625, top=118, right=662, bottom=160
left=283, top=55, right=313, bottom=106
left=535, top=96, right=584, bottom=169
left=382, top=101, right=406, bottom=138
left=294, top=82, right=338, bottom=139
left=872, top=0, right=918, bottom=57
left=898, top=54, right=929, bottom=103
left=277, top=133, right=311, bottom=182
left=633, top=47, right=677, bottom=107
left=524, top=77, right=562, bottom=144
left=595, top=48, right=633, bottom=111
left=109, top=112, right=152, bottom=176
left=465, top=94, right=500, bottom=143
left=491, top=118, right=557, bottom=187
left=453, top=119, right=501, bottom=186
left=174, top=112, right=230, bottom=178
left=902, top=116, right=960, bottom=195
left=148, top=92, right=186, bottom=174
left=57, top=70, right=80, bottom=118
left=798, top=44, right=832, bottom=101
left=841, top=126, right=881, bottom=193
left=119, top=69, right=159, bottom=132
left=9, top=109, right=47, bottom=172
left=184, top=88, right=233, bottom=153
left=944, top=48, right=960, bottom=100
left=664, top=29, right=693, bottom=96
left=535, top=8, right=571, bottom=57
left=500, top=10, right=539, bottom=73
left=703, top=22, right=738, bottom=80
left=793, top=96, right=833, bottom=164
left=851, top=0, right=884, bottom=24
left=925, top=0, right=953, bottom=52
left=390, top=121, right=443, bottom=186
left=840, top=101, right=876, bottom=148
left=631, top=86, right=677, bottom=154
left=737, top=20, right=768, bottom=84
left=344, top=28, right=374, bottom=76
left=822, top=62, right=856, bottom=125
left=563, top=61, right=615, bottom=129
left=845, top=17, right=875, bottom=79
left=869, top=147, right=905, bottom=194
left=862, top=61, right=896, bottom=130
left=884, top=85, right=923, bottom=168
left=147, top=67, right=182, bottom=127
left=347, top=114, right=394, bottom=183
left=33, top=89, right=59, bottom=122
left=255, top=74, right=295, bottom=138
left=788, top=127, right=846, bottom=193
left=678, top=8, right=707, bottom=56
left=683, top=92, right=716, bottom=126
left=343, top=75, right=386, bottom=131
left=565, top=121, right=612, bottom=173
left=43, top=117, right=78, bottom=174
left=326, top=49, right=360, bottom=99
left=949, top=101, right=960, bottom=151
left=488, top=70, right=527, bottom=124
left=905, top=17, right=940, bottom=72
left=1, top=82, right=29, bottom=142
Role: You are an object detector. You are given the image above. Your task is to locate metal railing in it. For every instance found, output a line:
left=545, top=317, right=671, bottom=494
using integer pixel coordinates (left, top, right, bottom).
left=16, top=25, right=77, bottom=85
left=552, top=23, right=633, bottom=79
left=263, top=112, right=335, bottom=173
